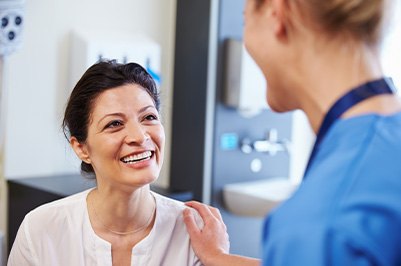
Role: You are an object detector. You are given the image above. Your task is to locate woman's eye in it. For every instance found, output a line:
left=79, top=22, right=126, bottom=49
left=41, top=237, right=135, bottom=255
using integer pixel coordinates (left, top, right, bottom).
left=106, top=120, right=123, bottom=128
left=145, top=114, right=158, bottom=121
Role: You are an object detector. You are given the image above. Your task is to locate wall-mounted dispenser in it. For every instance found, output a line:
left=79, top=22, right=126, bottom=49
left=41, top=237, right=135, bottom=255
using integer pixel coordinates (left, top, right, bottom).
left=223, top=39, right=268, bottom=117
left=0, top=0, right=24, bottom=56
left=69, top=30, right=161, bottom=90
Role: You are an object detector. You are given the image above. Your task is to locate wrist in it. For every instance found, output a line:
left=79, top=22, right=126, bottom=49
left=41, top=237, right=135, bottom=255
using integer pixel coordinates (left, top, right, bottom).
left=199, top=250, right=221, bottom=266
left=203, top=253, right=261, bottom=266
left=203, top=252, right=229, bottom=266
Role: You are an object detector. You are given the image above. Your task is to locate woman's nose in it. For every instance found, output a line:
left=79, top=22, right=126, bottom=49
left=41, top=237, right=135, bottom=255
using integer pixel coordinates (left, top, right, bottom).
left=125, top=122, right=149, bottom=145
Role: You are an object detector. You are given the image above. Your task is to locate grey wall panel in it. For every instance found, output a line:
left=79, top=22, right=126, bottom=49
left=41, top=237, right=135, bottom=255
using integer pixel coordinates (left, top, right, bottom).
left=170, top=0, right=212, bottom=201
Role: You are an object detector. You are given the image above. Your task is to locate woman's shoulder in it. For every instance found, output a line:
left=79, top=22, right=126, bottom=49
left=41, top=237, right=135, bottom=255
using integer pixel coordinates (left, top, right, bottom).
left=24, top=188, right=92, bottom=225
left=152, top=192, right=187, bottom=216
left=152, top=192, right=203, bottom=227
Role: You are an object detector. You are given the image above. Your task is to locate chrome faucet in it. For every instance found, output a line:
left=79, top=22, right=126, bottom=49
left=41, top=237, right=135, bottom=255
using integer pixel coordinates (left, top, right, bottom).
left=241, top=129, right=291, bottom=156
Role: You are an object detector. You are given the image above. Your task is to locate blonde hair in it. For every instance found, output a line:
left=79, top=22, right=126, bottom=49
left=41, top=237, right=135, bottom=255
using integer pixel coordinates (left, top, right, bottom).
left=294, top=0, right=387, bottom=45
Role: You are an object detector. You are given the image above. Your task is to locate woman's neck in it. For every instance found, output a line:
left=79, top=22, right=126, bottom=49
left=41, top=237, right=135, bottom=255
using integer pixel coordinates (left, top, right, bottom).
left=88, top=185, right=155, bottom=233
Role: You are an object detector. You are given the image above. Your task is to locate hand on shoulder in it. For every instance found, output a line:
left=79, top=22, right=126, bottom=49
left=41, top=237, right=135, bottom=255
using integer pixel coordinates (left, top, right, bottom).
left=183, top=201, right=260, bottom=266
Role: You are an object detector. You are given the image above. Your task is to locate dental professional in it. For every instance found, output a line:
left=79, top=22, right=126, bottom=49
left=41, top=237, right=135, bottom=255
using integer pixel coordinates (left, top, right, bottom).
left=8, top=61, right=202, bottom=266
left=183, top=0, right=401, bottom=265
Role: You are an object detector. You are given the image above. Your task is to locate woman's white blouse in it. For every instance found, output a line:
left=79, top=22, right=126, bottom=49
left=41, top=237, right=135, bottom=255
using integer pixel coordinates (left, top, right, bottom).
left=8, top=189, right=203, bottom=266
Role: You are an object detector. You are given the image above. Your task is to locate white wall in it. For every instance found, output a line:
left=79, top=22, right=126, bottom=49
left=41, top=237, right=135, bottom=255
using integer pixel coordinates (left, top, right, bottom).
left=382, top=0, right=401, bottom=89
left=290, top=111, right=314, bottom=183
left=0, top=0, right=177, bottom=251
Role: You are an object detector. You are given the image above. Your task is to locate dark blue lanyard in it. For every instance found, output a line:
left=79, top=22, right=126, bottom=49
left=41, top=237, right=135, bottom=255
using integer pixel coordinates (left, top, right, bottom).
left=303, top=77, right=395, bottom=179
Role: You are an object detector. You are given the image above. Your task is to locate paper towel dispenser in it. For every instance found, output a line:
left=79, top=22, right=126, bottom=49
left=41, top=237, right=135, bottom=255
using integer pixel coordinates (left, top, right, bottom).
left=223, top=39, right=268, bottom=116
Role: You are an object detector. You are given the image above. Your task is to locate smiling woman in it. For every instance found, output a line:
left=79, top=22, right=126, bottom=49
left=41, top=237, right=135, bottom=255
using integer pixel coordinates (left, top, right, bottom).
left=70, top=83, right=165, bottom=190
left=7, top=61, right=203, bottom=266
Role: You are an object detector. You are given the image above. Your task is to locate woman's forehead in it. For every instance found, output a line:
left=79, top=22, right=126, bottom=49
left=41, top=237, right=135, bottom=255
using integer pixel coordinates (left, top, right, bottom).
left=90, top=84, right=156, bottom=117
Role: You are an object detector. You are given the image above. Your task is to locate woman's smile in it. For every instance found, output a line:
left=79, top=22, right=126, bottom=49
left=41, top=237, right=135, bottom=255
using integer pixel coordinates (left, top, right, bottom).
left=120, top=150, right=153, bottom=164
left=120, top=150, right=156, bottom=169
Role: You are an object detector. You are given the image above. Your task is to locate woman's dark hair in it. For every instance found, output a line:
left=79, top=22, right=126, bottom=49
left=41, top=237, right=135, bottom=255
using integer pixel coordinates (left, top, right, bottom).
left=62, top=60, right=160, bottom=176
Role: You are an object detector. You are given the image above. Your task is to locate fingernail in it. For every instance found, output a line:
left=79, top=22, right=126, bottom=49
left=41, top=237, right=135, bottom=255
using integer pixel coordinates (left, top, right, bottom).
left=183, top=208, right=192, bottom=217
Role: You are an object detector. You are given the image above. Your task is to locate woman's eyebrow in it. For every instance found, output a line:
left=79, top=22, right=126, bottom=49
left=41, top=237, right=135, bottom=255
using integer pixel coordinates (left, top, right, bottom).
left=138, top=105, right=156, bottom=113
left=97, top=112, right=125, bottom=126
left=97, top=105, right=155, bottom=126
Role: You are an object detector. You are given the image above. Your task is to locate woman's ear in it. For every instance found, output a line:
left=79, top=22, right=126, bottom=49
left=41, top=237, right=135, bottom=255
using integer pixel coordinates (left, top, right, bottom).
left=70, top=137, right=91, bottom=164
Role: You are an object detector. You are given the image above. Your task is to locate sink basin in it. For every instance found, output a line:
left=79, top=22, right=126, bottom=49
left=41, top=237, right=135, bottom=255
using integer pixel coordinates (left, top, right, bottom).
left=223, top=178, right=299, bottom=217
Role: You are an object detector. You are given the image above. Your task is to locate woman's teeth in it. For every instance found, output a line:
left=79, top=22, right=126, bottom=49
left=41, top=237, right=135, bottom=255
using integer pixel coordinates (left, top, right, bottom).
left=121, top=151, right=152, bottom=164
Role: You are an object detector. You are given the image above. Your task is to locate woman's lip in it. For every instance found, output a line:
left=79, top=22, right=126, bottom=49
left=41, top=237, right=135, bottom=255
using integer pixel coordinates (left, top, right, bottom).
left=120, top=150, right=154, bottom=160
left=121, top=152, right=155, bottom=169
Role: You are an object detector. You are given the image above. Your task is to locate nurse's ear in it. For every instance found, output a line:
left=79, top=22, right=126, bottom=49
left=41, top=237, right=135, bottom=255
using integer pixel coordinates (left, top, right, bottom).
left=70, top=137, right=91, bottom=164
left=270, top=0, right=291, bottom=41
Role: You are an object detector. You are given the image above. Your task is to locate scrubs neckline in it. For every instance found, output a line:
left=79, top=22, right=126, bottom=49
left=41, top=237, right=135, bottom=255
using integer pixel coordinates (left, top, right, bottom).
left=326, top=110, right=401, bottom=139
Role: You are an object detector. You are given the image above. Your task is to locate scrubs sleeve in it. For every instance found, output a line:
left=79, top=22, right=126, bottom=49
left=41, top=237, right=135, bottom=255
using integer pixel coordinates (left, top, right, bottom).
left=329, top=229, right=379, bottom=266
left=8, top=217, right=38, bottom=266
left=262, top=225, right=378, bottom=266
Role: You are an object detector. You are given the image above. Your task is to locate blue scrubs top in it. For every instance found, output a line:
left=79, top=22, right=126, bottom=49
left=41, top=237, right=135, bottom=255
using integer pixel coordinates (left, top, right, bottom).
left=262, top=112, right=401, bottom=265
